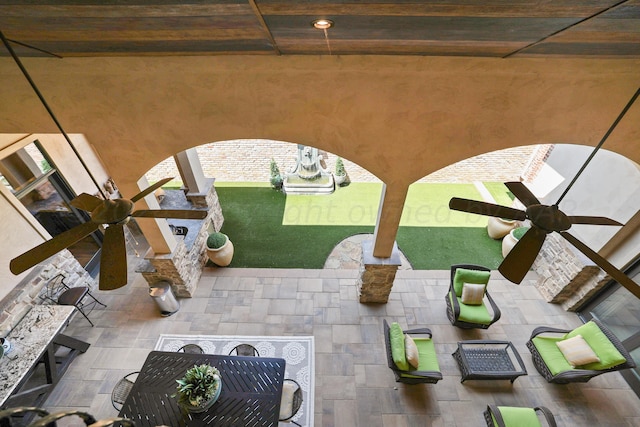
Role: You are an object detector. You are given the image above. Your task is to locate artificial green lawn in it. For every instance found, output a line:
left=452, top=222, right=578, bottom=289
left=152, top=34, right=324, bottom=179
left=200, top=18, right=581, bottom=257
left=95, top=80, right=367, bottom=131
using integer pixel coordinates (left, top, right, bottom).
left=215, top=182, right=507, bottom=269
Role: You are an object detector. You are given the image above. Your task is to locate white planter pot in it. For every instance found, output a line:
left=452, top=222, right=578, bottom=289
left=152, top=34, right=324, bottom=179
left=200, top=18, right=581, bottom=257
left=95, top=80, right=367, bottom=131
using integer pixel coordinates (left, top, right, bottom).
left=487, top=217, right=517, bottom=239
left=502, top=227, right=528, bottom=257
left=206, top=238, right=234, bottom=267
left=334, top=174, right=346, bottom=186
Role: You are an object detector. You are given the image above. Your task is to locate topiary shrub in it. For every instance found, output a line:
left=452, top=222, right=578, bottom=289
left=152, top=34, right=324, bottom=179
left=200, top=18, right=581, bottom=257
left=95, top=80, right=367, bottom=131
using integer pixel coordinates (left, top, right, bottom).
left=207, top=232, right=227, bottom=249
left=269, top=158, right=283, bottom=190
left=335, top=157, right=346, bottom=177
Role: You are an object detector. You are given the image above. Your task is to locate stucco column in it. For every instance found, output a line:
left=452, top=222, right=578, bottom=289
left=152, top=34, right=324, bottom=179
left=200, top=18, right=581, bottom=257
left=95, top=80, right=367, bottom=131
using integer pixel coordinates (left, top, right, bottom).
left=175, top=149, right=207, bottom=193
left=358, top=183, right=409, bottom=303
left=124, top=176, right=177, bottom=255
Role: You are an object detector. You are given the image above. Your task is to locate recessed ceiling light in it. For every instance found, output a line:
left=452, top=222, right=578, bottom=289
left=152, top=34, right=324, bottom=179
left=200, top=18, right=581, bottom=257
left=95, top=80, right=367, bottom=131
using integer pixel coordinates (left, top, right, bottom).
left=311, top=19, right=334, bottom=30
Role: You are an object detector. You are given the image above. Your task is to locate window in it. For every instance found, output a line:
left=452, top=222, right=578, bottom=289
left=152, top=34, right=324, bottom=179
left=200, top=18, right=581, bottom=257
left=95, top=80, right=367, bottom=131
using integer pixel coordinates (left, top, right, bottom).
left=0, top=140, right=103, bottom=274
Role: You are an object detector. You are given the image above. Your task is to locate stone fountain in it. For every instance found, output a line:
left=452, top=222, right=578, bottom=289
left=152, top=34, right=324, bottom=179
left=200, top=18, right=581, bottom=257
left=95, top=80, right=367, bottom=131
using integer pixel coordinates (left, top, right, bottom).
left=282, top=145, right=335, bottom=194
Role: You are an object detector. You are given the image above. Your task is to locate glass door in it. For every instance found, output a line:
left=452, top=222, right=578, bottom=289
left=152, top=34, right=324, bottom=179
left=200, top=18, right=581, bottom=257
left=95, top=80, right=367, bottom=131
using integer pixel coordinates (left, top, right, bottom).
left=0, top=140, right=103, bottom=275
left=579, top=258, right=640, bottom=397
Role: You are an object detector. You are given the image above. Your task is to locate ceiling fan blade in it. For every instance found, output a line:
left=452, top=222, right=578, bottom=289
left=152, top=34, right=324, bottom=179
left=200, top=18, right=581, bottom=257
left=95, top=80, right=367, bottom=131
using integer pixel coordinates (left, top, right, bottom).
left=98, top=224, right=128, bottom=291
left=568, top=216, right=623, bottom=226
left=504, top=181, right=541, bottom=206
left=449, top=197, right=527, bottom=221
left=560, top=231, right=640, bottom=299
left=70, top=193, right=104, bottom=212
left=10, top=221, right=100, bottom=275
left=132, top=209, right=208, bottom=219
left=498, top=226, right=548, bottom=284
left=130, top=177, right=174, bottom=203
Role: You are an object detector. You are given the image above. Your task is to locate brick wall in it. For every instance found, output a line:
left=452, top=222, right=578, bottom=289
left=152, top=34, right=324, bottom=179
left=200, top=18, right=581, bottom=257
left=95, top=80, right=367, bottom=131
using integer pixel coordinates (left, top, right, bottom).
left=147, top=139, right=548, bottom=184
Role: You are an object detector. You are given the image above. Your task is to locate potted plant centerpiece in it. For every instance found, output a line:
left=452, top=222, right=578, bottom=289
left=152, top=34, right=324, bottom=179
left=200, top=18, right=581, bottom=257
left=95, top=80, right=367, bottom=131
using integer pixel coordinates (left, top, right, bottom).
left=206, top=231, right=234, bottom=267
left=174, top=364, right=222, bottom=413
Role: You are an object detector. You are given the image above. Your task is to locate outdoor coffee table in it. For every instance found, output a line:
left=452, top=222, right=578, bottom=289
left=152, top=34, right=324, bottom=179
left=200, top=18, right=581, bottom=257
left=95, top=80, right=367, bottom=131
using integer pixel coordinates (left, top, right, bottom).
left=452, top=340, right=527, bottom=383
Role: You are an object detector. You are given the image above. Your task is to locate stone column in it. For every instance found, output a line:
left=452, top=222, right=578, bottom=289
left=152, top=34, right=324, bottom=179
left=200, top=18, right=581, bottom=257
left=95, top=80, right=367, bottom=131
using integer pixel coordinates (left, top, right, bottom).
left=140, top=181, right=223, bottom=297
left=532, top=233, right=609, bottom=311
left=357, top=240, right=402, bottom=303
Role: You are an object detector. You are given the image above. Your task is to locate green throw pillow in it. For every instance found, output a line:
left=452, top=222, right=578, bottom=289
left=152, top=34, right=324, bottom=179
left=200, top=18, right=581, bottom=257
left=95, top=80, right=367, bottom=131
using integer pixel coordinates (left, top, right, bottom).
left=566, top=321, right=626, bottom=370
left=453, top=268, right=491, bottom=297
left=389, top=322, right=409, bottom=371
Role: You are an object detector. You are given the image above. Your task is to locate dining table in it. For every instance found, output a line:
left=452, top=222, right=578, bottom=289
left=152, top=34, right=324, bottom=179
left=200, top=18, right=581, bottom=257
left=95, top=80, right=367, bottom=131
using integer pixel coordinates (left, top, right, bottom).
left=118, top=350, right=286, bottom=426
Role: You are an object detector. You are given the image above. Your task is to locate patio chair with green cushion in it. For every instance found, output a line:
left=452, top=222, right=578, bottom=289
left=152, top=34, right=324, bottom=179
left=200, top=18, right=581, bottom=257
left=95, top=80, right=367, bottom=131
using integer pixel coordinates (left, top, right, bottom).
left=382, top=319, right=442, bottom=384
left=445, top=264, right=501, bottom=329
left=483, top=405, right=557, bottom=427
left=526, top=318, right=636, bottom=384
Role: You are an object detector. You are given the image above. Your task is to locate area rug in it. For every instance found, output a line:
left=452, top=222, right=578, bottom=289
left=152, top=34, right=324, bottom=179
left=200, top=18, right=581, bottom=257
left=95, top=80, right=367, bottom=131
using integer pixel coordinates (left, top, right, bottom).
left=155, top=334, right=314, bottom=426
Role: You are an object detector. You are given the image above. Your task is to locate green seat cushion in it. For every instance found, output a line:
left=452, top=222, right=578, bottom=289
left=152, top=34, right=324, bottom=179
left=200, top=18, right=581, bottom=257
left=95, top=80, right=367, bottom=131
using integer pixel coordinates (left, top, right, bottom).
left=492, top=406, right=542, bottom=427
left=566, top=321, right=626, bottom=370
left=531, top=335, right=573, bottom=375
left=453, top=268, right=491, bottom=296
left=450, top=293, right=493, bottom=325
left=389, top=322, right=409, bottom=371
left=399, top=337, right=440, bottom=378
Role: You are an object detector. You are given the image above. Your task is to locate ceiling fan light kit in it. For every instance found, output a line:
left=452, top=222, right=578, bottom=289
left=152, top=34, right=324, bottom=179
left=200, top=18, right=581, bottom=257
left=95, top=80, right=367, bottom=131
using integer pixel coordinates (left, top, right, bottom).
left=449, top=87, right=640, bottom=299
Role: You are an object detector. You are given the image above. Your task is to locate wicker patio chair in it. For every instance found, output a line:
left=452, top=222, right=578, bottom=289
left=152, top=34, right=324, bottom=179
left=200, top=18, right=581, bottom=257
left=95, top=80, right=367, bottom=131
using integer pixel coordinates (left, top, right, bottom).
left=445, top=264, right=501, bottom=329
left=526, top=318, right=636, bottom=384
left=383, top=319, right=442, bottom=384
left=483, top=405, right=557, bottom=427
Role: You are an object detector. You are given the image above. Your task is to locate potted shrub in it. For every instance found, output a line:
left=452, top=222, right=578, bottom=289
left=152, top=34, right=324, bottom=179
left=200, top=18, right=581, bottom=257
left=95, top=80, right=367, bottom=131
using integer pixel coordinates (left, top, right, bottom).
left=206, top=232, right=234, bottom=267
left=334, top=157, right=347, bottom=186
left=269, top=158, right=283, bottom=191
left=173, top=364, right=222, bottom=413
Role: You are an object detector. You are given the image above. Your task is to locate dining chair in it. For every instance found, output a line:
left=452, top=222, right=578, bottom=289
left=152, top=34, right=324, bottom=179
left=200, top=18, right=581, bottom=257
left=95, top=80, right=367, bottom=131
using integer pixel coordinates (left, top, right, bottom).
left=42, top=273, right=106, bottom=327
left=111, top=371, right=139, bottom=411
left=229, top=343, right=259, bottom=357
left=279, top=378, right=303, bottom=426
left=178, top=344, right=204, bottom=354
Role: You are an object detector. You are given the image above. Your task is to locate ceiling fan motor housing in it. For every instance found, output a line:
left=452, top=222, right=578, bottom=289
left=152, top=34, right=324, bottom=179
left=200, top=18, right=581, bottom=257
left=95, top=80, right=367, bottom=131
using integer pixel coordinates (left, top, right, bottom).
left=526, top=204, right=571, bottom=232
left=91, top=199, right=134, bottom=225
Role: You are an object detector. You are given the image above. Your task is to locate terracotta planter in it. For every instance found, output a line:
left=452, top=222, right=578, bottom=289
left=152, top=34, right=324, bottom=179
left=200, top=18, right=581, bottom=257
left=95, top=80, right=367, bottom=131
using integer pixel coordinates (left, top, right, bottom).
left=487, top=217, right=517, bottom=239
left=206, top=237, right=234, bottom=267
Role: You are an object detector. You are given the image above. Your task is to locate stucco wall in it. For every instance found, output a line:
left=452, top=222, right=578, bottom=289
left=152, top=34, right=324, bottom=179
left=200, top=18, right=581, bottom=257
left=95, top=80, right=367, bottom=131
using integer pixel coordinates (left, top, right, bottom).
left=0, top=55, right=638, bottom=289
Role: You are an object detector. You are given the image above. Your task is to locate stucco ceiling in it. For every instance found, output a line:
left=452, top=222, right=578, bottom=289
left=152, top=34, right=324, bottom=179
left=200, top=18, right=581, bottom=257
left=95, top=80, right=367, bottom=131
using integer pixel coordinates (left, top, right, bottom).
left=0, top=1, right=639, bottom=58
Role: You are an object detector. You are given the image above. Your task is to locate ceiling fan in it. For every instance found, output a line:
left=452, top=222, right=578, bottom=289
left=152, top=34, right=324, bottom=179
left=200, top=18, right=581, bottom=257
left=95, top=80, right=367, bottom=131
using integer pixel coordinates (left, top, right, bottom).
left=10, top=179, right=208, bottom=290
left=1, top=31, right=208, bottom=290
left=449, top=87, right=640, bottom=299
